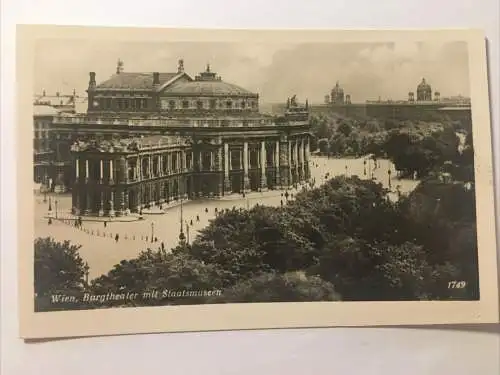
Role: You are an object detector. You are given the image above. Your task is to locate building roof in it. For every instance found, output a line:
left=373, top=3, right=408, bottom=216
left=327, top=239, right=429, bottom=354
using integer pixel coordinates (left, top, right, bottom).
left=164, top=79, right=257, bottom=97
left=95, top=72, right=180, bottom=90
left=33, top=105, right=61, bottom=116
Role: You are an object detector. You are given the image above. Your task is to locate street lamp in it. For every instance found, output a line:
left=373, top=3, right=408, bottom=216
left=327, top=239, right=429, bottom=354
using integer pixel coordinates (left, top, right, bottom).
left=388, top=169, right=392, bottom=189
left=345, top=165, right=348, bottom=176
left=363, top=160, right=367, bottom=176
left=284, top=190, right=289, bottom=201
left=151, top=222, right=154, bottom=243
left=55, top=199, right=58, bottom=219
left=83, top=262, right=89, bottom=287
left=179, top=199, right=186, bottom=243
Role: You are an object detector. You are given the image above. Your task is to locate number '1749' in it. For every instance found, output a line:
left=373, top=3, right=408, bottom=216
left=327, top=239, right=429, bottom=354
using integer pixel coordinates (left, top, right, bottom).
left=448, top=281, right=467, bottom=289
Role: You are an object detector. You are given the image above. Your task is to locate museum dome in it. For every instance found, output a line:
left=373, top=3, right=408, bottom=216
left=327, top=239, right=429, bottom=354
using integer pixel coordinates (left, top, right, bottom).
left=164, top=64, right=258, bottom=97
left=417, top=78, right=432, bottom=92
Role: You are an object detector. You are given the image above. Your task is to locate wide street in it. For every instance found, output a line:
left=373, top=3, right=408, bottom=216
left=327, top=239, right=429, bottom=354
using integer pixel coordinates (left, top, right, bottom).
left=34, top=156, right=419, bottom=280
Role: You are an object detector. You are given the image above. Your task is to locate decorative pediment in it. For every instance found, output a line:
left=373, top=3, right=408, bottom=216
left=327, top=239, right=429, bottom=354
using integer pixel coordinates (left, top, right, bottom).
left=70, top=139, right=140, bottom=153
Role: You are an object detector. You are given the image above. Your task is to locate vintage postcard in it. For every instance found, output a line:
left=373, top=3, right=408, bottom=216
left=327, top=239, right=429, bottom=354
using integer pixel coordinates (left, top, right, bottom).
left=18, top=26, right=499, bottom=339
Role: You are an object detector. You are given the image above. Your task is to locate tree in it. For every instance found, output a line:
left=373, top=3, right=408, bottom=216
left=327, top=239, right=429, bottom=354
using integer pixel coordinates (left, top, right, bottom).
left=91, top=249, right=224, bottom=307
left=208, top=271, right=340, bottom=303
left=317, top=138, right=330, bottom=154
left=308, top=237, right=438, bottom=301
left=337, top=120, right=353, bottom=137
left=34, top=237, right=87, bottom=311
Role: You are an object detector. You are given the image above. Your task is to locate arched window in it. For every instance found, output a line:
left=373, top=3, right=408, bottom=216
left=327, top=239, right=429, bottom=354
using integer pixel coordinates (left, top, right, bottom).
left=209, top=99, right=217, bottom=109
left=182, top=100, right=189, bottom=109
left=241, top=100, right=246, bottom=109
left=168, top=100, right=176, bottom=110
left=196, top=100, right=204, bottom=110
left=226, top=100, right=232, bottom=109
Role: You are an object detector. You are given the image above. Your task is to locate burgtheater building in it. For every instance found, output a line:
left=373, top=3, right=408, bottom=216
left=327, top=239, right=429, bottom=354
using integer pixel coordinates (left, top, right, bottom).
left=65, top=60, right=311, bottom=216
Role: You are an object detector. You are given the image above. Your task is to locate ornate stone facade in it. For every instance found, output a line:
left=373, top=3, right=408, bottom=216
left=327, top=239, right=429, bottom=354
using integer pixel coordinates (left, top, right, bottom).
left=47, top=61, right=311, bottom=216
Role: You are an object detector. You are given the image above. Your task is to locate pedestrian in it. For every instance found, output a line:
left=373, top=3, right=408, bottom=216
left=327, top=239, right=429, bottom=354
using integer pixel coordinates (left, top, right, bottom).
left=104, top=221, right=107, bottom=228
left=115, top=234, right=119, bottom=242
left=205, top=207, right=208, bottom=213
left=161, top=242, right=165, bottom=251
left=154, top=237, right=158, bottom=242
left=196, top=215, right=200, bottom=222
left=190, top=219, right=193, bottom=226
left=215, top=207, right=218, bottom=213
left=280, top=200, right=283, bottom=206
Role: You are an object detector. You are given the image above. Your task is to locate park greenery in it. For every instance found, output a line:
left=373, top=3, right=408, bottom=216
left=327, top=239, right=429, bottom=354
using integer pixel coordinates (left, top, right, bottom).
left=34, top=112, right=478, bottom=311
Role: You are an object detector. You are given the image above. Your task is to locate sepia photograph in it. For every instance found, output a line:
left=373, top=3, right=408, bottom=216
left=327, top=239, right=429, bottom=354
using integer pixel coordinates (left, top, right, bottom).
left=18, top=26, right=499, bottom=339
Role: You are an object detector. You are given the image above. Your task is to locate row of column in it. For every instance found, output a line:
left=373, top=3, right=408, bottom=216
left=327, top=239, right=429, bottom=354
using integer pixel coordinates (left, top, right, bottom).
left=222, top=137, right=310, bottom=192
left=75, top=158, right=115, bottom=183
left=135, top=150, right=188, bottom=181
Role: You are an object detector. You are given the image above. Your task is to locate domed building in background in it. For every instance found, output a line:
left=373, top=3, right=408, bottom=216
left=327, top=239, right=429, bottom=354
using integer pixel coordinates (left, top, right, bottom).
left=330, top=81, right=345, bottom=104
left=416, top=78, right=433, bottom=101
left=45, top=59, right=311, bottom=217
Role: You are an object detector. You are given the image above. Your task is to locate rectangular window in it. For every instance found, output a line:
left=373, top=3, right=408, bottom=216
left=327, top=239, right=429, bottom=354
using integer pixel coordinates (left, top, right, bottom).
left=142, top=99, right=148, bottom=109
left=209, top=99, right=217, bottom=109
left=106, top=98, right=112, bottom=109
left=182, top=100, right=189, bottom=109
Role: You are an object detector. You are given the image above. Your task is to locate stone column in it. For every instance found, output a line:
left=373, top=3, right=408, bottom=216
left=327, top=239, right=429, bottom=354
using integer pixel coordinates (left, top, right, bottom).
left=243, top=141, right=250, bottom=192
left=216, top=146, right=223, bottom=196
left=124, top=189, right=129, bottom=213
left=99, top=191, right=104, bottom=217
left=75, top=158, right=79, bottom=180
left=149, top=154, right=153, bottom=178
left=109, top=190, right=115, bottom=217
left=109, top=159, right=114, bottom=184
left=149, top=182, right=154, bottom=206
left=158, top=154, right=162, bottom=177
left=224, top=143, right=231, bottom=194
left=99, top=159, right=104, bottom=183
left=279, top=140, right=290, bottom=188
left=260, top=141, right=267, bottom=190
left=275, top=140, right=280, bottom=188
left=85, top=159, right=89, bottom=182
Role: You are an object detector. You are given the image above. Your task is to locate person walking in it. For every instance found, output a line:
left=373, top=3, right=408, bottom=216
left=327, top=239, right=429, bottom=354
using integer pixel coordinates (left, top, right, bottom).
left=115, top=233, right=119, bottom=242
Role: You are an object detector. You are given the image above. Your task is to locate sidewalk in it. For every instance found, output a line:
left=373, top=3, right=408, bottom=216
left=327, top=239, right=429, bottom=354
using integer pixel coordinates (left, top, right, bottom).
left=43, top=211, right=141, bottom=223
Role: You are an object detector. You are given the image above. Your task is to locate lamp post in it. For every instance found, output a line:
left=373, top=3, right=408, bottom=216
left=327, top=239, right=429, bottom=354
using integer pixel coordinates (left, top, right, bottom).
left=345, top=165, right=348, bottom=176
left=55, top=199, right=58, bottom=219
left=363, top=160, right=367, bottom=176
left=151, top=222, right=154, bottom=243
left=284, top=190, right=289, bottom=201
left=83, top=262, right=89, bottom=287
left=179, top=199, right=186, bottom=243
left=388, top=169, right=392, bottom=189
left=185, top=221, right=190, bottom=244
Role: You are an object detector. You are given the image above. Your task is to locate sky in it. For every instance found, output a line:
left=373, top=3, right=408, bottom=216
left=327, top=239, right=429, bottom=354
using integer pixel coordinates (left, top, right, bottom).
left=34, top=40, right=470, bottom=104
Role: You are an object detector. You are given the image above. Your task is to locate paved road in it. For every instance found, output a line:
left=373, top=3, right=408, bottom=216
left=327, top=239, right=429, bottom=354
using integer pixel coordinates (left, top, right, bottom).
left=34, top=156, right=419, bottom=279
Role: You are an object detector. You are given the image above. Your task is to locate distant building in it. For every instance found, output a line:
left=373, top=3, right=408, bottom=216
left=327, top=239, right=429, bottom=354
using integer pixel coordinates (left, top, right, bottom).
left=33, top=90, right=87, bottom=114
left=319, top=78, right=471, bottom=123
left=33, top=105, right=59, bottom=186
